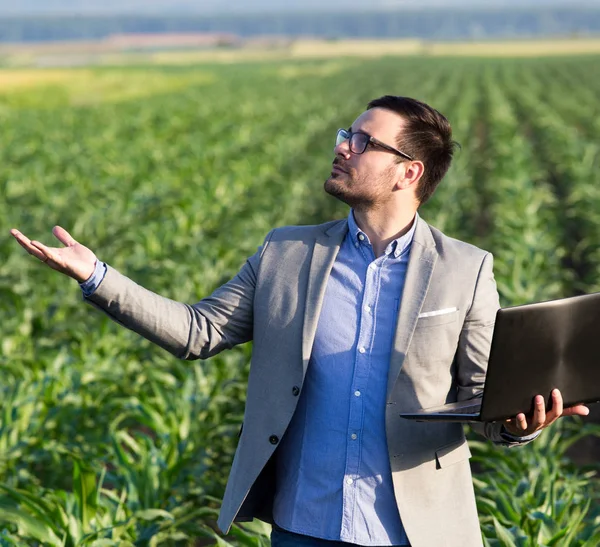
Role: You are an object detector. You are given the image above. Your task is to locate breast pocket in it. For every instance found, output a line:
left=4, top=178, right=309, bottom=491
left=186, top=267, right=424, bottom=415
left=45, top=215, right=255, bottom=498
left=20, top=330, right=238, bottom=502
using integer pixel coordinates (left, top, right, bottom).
left=415, top=309, right=459, bottom=328
left=410, top=309, right=460, bottom=364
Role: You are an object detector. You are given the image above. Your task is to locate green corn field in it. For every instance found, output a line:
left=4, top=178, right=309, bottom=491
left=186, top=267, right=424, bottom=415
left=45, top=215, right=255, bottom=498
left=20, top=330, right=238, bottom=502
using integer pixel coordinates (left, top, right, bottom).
left=1, top=55, right=600, bottom=546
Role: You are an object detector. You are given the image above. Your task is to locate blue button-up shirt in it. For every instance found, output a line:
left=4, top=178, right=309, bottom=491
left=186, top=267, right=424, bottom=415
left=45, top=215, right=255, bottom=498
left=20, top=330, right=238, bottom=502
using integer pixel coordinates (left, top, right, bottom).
left=273, top=210, right=418, bottom=546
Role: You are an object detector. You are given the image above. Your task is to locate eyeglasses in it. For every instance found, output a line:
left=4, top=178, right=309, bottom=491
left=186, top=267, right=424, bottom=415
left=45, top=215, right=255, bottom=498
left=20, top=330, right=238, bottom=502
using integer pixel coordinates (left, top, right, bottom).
left=335, top=128, right=413, bottom=161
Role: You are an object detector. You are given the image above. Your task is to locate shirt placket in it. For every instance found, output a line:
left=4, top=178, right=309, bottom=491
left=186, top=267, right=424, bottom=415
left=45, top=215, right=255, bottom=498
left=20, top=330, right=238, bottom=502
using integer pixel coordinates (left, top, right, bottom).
left=340, top=243, right=385, bottom=543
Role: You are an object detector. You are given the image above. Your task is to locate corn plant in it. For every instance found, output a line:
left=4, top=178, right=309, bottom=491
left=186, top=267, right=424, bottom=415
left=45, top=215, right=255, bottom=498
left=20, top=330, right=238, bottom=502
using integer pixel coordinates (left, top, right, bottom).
left=1, top=56, right=599, bottom=545
left=470, top=419, right=600, bottom=546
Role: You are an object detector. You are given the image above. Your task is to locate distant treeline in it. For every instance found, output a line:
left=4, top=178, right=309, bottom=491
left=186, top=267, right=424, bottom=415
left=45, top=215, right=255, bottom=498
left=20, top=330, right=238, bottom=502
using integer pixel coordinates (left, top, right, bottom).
left=1, top=8, right=600, bottom=43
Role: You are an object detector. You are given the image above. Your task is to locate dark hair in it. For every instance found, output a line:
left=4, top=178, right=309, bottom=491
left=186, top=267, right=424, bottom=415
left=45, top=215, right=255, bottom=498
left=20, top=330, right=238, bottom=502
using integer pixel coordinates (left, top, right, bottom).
left=367, top=95, right=459, bottom=205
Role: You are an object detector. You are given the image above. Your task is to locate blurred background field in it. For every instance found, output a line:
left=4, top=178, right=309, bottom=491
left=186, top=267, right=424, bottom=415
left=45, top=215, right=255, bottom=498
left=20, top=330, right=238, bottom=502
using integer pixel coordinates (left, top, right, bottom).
left=4, top=37, right=600, bottom=67
left=1, top=1, right=600, bottom=545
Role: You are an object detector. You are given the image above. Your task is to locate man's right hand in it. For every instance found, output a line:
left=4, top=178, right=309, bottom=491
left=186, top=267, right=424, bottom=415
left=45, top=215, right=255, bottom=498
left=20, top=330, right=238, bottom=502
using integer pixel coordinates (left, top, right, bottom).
left=10, top=226, right=97, bottom=283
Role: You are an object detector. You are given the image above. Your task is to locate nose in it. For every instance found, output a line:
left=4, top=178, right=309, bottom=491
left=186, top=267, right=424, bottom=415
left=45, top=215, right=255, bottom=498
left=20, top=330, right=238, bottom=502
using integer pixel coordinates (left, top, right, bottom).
left=334, top=138, right=351, bottom=159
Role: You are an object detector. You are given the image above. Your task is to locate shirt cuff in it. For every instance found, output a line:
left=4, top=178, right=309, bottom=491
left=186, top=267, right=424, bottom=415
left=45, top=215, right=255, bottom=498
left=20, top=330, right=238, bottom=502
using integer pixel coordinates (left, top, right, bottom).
left=500, top=425, right=542, bottom=443
left=79, top=259, right=107, bottom=297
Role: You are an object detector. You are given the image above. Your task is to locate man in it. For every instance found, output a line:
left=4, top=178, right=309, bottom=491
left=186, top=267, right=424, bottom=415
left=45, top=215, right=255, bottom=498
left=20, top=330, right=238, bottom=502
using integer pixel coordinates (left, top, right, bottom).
left=11, top=96, right=589, bottom=547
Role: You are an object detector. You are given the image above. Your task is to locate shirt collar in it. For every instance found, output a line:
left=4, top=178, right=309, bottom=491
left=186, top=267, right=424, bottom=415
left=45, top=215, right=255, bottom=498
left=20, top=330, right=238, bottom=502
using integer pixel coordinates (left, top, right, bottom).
left=347, top=209, right=419, bottom=258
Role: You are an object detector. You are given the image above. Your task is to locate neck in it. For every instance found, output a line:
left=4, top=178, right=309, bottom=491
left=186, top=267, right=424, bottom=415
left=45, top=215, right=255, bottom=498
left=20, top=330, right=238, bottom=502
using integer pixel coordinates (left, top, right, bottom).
left=352, top=204, right=417, bottom=258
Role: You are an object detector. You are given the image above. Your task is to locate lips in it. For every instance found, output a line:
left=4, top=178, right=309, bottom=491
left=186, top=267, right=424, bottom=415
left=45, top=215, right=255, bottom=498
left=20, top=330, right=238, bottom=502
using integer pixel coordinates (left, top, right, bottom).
left=332, top=163, right=348, bottom=173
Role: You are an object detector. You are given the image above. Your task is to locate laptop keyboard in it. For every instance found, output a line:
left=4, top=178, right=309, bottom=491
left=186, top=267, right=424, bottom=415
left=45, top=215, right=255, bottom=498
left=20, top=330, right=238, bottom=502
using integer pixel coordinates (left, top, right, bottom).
left=441, top=405, right=481, bottom=415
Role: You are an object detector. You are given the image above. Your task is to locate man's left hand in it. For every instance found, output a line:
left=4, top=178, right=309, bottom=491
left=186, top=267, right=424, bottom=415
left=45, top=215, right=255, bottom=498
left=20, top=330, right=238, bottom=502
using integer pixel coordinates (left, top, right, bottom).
left=503, top=388, right=590, bottom=437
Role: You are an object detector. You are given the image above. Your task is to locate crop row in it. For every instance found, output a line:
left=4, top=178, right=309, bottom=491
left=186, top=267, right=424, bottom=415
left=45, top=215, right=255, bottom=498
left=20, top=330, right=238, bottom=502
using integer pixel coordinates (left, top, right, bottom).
left=0, top=56, right=599, bottom=545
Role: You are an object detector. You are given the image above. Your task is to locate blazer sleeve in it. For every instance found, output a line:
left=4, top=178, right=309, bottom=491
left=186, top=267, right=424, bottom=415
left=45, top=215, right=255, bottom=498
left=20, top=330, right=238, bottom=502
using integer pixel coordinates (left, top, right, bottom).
left=456, top=252, right=536, bottom=446
left=83, top=229, right=275, bottom=360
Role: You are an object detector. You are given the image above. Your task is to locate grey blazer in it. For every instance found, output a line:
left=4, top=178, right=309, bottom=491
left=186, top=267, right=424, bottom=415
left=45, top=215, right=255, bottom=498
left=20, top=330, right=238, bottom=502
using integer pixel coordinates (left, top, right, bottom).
left=85, top=216, right=523, bottom=547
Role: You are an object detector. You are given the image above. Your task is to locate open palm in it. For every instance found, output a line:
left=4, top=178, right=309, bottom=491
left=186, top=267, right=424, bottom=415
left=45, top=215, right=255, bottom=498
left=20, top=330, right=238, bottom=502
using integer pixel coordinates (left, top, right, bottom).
left=10, top=226, right=97, bottom=283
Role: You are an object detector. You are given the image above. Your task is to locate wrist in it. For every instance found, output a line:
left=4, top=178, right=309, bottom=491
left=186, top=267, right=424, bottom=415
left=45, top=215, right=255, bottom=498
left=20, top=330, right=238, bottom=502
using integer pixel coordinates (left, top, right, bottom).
left=74, top=259, right=97, bottom=283
left=501, top=424, right=542, bottom=443
left=502, top=423, right=524, bottom=437
left=79, top=259, right=107, bottom=298
left=502, top=422, right=537, bottom=438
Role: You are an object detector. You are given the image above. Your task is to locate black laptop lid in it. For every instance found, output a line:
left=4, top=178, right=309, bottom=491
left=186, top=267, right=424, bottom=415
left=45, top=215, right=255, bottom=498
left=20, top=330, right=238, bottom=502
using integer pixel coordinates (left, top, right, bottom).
left=480, top=291, right=600, bottom=422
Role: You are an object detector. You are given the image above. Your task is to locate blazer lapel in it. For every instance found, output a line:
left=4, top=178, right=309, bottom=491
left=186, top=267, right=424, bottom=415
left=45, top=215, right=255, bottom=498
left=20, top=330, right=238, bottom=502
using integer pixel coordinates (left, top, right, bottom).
left=301, top=219, right=348, bottom=378
left=387, top=217, right=438, bottom=401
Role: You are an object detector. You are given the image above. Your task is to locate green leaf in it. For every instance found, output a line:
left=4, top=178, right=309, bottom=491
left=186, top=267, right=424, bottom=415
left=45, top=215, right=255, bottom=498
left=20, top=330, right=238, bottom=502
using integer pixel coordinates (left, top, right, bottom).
left=489, top=480, right=521, bottom=524
left=213, top=537, right=236, bottom=547
left=514, top=478, right=529, bottom=498
left=531, top=511, right=559, bottom=543
left=493, top=517, right=518, bottom=547
left=0, top=487, right=62, bottom=530
left=134, top=509, right=175, bottom=521
left=545, top=528, right=567, bottom=546
left=560, top=497, right=592, bottom=546
left=580, top=531, right=600, bottom=547
left=73, top=458, right=99, bottom=533
left=0, top=506, right=63, bottom=547
left=477, top=497, right=501, bottom=516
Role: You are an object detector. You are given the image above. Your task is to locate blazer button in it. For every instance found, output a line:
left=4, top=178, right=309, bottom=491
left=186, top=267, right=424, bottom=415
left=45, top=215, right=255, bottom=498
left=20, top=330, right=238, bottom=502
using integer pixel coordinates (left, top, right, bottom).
left=292, top=386, right=300, bottom=396
left=269, top=435, right=279, bottom=445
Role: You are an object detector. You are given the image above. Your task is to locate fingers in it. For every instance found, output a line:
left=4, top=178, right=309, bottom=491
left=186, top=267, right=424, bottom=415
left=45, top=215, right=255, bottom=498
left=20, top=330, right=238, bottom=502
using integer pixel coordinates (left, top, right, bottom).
left=30, top=240, right=60, bottom=266
left=11, top=226, right=76, bottom=269
left=552, top=388, right=590, bottom=417
left=10, top=228, right=47, bottom=262
left=530, top=394, right=546, bottom=429
left=503, top=412, right=529, bottom=436
left=507, top=395, right=548, bottom=435
left=506, top=390, right=590, bottom=437
left=545, top=389, right=563, bottom=422
left=562, top=404, right=590, bottom=417
left=515, top=413, right=528, bottom=432
left=52, top=226, right=77, bottom=247
left=543, top=389, right=589, bottom=421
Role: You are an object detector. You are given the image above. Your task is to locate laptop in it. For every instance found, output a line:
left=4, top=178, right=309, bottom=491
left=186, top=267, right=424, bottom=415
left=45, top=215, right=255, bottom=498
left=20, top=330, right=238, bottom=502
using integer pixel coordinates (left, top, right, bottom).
left=399, top=291, right=600, bottom=423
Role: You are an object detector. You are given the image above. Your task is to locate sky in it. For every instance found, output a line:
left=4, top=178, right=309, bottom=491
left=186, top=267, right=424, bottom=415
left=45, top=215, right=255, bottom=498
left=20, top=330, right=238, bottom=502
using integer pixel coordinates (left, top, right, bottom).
left=1, top=0, right=597, bottom=16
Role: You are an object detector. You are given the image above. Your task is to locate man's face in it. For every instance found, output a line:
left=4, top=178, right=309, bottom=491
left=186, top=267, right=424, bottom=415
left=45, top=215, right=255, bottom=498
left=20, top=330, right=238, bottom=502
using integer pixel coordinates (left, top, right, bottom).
left=325, top=108, right=405, bottom=209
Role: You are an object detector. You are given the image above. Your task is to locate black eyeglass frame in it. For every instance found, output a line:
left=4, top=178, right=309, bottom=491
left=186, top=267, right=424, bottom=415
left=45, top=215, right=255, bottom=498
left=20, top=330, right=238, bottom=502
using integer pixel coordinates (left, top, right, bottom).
left=336, top=128, right=414, bottom=161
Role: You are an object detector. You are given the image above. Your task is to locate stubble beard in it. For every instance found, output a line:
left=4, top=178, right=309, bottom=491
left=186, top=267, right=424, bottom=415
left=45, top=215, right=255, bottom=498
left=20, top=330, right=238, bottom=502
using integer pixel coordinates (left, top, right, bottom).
left=324, top=166, right=395, bottom=212
left=324, top=170, right=360, bottom=207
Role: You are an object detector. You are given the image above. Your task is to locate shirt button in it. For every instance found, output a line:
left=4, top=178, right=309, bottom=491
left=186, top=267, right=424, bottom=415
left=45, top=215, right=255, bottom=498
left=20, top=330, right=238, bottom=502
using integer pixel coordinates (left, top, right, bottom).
left=346, top=478, right=353, bottom=485
left=358, top=234, right=365, bottom=241
left=358, top=347, right=366, bottom=354
left=351, top=433, right=357, bottom=440
left=354, top=390, right=361, bottom=397
left=292, top=386, right=300, bottom=396
left=269, top=435, right=279, bottom=445
left=364, top=305, right=371, bottom=313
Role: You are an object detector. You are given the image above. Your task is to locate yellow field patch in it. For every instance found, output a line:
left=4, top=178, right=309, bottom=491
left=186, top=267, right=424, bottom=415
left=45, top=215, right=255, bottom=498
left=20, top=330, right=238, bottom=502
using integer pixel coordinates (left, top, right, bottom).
left=0, top=68, right=216, bottom=106
left=287, top=38, right=600, bottom=58
left=0, top=69, right=77, bottom=90
left=148, top=40, right=423, bottom=65
left=149, top=49, right=285, bottom=64
left=277, top=60, right=354, bottom=79
left=289, top=39, right=424, bottom=58
left=3, top=38, right=600, bottom=73
left=427, top=38, right=600, bottom=57
left=142, top=38, right=600, bottom=64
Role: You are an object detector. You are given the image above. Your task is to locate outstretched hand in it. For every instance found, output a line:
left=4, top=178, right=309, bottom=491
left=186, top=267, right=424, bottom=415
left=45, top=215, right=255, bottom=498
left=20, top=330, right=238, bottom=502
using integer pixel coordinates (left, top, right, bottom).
left=10, top=226, right=97, bottom=283
left=504, top=388, right=590, bottom=437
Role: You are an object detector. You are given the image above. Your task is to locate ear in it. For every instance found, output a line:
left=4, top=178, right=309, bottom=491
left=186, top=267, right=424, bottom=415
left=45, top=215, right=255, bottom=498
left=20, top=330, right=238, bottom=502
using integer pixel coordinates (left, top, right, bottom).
left=396, top=160, right=424, bottom=191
